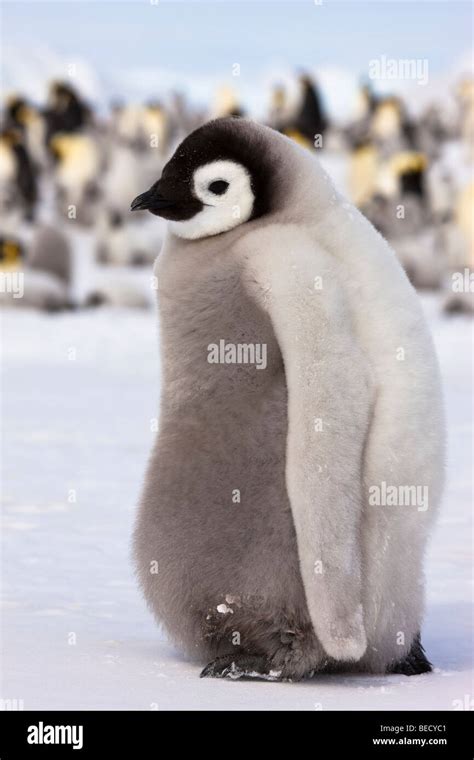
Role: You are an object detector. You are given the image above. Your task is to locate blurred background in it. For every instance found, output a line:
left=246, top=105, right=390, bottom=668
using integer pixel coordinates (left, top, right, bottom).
left=1, top=0, right=473, bottom=710
left=0, top=0, right=473, bottom=311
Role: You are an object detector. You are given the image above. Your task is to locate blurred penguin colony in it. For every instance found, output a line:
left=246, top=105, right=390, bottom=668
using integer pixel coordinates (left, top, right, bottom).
left=0, top=73, right=473, bottom=313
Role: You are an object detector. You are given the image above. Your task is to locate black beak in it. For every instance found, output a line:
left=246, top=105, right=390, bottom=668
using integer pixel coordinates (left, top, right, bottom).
left=130, top=182, right=176, bottom=213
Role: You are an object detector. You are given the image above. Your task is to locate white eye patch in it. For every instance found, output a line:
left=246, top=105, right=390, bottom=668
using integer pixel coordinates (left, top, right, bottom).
left=170, top=160, right=255, bottom=240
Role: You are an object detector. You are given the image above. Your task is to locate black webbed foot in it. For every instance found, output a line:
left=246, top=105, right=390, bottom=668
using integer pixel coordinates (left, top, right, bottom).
left=200, top=653, right=285, bottom=681
left=387, top=633, right=432, bottom=676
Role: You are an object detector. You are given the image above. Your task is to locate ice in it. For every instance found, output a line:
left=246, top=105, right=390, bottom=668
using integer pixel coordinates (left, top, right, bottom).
left=0, top=294, right=472, bottom=710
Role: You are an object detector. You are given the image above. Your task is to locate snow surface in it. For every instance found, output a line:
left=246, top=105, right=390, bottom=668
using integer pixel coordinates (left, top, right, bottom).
left=1, top=295, right=472, bottom=710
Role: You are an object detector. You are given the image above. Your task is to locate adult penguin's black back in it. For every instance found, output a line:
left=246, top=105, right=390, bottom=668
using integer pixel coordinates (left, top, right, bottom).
left=294, top=75, right=328, bottom=141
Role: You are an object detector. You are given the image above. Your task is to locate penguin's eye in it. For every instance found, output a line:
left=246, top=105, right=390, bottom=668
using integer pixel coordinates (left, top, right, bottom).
left=208, top=180, right=229, bottom=195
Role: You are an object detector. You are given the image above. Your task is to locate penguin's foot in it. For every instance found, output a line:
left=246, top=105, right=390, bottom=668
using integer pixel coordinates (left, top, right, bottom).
left=200, top=654, right=285, bottom=682
left=387, top=633, right=432, bottom=676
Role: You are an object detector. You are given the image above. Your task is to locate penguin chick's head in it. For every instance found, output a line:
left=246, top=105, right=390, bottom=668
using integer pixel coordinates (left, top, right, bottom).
left=131, top=117, right=275, bottom=240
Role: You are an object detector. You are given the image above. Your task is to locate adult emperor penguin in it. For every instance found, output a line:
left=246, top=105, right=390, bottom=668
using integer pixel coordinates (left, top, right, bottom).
left=0, top=128, right=38, bottom=221
left=132, top=117, right=445, bottom=680
left=0, top=226, right=72, bottom=311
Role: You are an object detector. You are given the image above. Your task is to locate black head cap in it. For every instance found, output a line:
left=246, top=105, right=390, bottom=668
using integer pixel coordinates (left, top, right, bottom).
left=130, top=117, right=276, bottom=223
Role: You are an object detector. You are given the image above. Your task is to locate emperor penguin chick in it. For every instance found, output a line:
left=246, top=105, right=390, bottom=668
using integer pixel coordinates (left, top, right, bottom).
left=132, top=118, right=444, bottom=681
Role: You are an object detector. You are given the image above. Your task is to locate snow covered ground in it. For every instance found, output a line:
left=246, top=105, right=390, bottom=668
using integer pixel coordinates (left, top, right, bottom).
left=1, top=295, right=472, bottom=710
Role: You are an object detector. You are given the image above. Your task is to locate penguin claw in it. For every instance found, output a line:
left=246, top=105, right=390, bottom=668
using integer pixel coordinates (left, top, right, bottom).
left=200, top=654, right=284, bottom=681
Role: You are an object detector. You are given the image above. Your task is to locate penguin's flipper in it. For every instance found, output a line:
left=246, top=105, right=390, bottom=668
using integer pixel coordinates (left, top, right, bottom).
left=244, top=228, right=373, bottom=663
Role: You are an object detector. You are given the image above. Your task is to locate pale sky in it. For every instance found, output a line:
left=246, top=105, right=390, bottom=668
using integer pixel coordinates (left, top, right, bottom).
left=1, top=1, right=473, bottom=118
